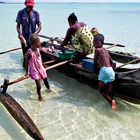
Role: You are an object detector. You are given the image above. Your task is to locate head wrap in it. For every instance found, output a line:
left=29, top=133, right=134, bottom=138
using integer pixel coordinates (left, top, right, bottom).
left=25, top=0, right=34, bottom=7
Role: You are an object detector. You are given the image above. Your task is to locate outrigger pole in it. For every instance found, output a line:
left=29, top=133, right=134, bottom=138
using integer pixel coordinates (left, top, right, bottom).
left=0, top=58, right=72, bottom=139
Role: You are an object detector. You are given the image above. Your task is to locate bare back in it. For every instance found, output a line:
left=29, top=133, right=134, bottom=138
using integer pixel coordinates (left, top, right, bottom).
left=94, top=47, right=111, bottom=69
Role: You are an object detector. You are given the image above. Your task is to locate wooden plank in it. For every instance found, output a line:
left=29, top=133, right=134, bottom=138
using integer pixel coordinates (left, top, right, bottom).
left=0, top=60, right=71, bottom=90
left=45, top=60, right=71, bottom=71
left=44, top=59, right=58, bottom=65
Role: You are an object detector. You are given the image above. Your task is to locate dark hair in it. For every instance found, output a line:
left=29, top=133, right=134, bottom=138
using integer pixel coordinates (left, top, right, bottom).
left=29, top=34, right=39, bottom=45
left=94, top=34, right=104, bottom=43
left=68, top=13, right=78, bottom=24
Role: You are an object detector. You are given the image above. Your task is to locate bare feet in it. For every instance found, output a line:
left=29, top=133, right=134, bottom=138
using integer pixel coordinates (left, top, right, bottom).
left=48, top=89, right=53, bottom=93
left=112, top=100, right=116, bottom=110
left=38, top=96, right=43, bottom=101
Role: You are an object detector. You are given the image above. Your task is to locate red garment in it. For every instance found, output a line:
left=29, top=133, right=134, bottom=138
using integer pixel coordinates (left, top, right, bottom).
left=25, top=0, right=34, bottom=7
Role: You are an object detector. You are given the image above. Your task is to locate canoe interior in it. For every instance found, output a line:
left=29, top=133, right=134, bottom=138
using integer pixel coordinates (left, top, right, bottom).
left=109, top=51, right=139, bottom=64
left=41, top=41, right=139, bottom=64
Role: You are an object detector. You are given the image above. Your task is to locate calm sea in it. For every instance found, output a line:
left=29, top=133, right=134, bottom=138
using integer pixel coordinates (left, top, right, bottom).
left=0, top=3, right=140, bottom=140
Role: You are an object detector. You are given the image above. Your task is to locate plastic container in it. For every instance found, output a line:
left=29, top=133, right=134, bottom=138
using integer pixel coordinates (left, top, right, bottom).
left=82, top=59, right=94, bottom=72
left=58, top=50, right=75, bottom=60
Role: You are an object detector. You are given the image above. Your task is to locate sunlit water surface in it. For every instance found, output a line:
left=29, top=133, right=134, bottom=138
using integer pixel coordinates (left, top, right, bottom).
left=0, top=3, right=140, bottom=140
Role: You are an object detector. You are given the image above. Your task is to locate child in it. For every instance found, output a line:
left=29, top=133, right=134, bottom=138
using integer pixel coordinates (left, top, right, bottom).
left=93, top=34, right=116, bottom=110
left=25, top=34, right=52, bottom=101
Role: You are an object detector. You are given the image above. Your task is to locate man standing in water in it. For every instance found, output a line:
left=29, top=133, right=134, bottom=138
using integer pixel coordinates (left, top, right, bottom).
left=16, top=0, right=41, bottom=65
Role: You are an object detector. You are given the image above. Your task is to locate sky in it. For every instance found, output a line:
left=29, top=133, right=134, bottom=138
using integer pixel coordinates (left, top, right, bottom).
left=2, top=0, right=140, bottom=3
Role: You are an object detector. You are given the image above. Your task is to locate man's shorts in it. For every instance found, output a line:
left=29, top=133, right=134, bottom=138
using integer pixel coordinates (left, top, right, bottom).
left=98, top=66, right=115, bottom=84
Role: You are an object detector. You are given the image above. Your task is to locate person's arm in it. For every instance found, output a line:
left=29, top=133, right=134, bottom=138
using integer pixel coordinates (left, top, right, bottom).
left=16, top=10, right=23, bottom=38
left=16, top=23, right=22, bottom=37
left=16, top=23, right=26, bottom=45
left=25, top=51, right=31, bottom=76
left=34, top=22, right=41, bottom=35
left=94, top=49, right=98, bottom=63
left=109, top=55, right=116, bottom=69
left=15, top=10, right=27, bottom=45
left=34, top=11, right=42, bottom=35
left=93, top=49, right=99, bottom=71
left=61, top=28, right=71, bottom=47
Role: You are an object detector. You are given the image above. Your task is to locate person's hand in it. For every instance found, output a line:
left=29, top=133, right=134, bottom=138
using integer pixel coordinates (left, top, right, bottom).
left=61, top=48, right=66, bottom=53
left=18, top=34, right=23, bottom=39
left=60, top=45, right=66, bottom=53
left=42, top=62, right=46, bottom=68
left=24, top=72, right=28, bottom=77
left=18, top=34, right=26, bottom=44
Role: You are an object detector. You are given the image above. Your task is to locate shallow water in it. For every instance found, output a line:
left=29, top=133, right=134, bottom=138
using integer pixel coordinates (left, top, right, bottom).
left=0, top=3, right=140, bottom=140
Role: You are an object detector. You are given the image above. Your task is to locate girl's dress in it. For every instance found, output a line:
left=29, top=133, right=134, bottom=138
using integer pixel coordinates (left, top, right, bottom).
left=28, top=48, right=47, bottom=80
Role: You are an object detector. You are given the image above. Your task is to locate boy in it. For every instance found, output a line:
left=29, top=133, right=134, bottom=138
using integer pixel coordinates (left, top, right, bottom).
left=94, top=34, right=116, bottom=110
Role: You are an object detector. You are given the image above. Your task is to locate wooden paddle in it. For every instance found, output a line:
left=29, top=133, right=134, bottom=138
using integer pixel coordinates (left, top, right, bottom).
left=0, top=35, right=56, bottom=55
left=0, top=59, right=71, bottom=92
left=0, top=47, right=21, bottom=55
left=106, top=44, right=125, bottom=49
left=39, top=34, right=125, bottom=48
left=103, top=43, right=125, bottom=48
left=115, top=57, right=140, bottom=69
left=0, top=36, right=27, bottom=56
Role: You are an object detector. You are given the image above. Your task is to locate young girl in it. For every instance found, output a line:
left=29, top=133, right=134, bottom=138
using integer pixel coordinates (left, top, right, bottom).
left=93, top=34, right=116, bottom=110
left=25, top=34, right=52, bottom=101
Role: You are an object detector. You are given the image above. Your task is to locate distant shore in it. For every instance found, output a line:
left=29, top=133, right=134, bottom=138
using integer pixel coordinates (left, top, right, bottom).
left=0, top=1, right=5, bottom=3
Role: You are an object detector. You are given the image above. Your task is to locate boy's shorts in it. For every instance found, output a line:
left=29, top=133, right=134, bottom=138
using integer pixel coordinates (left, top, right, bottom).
left=98, top=66, right=115, bottom=84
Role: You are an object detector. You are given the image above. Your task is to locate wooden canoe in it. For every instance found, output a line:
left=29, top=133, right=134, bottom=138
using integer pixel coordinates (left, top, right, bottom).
left=108, top=50, right=139, bottom=64
left=0, top=91, right=44, bottom=140
left=40, top=41, right=140, bottom=102
left=41, top=41, right=139, bottom=64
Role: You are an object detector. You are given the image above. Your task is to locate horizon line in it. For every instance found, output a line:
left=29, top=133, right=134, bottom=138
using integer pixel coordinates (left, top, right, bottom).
left=2, top=1, right=140, bottom=3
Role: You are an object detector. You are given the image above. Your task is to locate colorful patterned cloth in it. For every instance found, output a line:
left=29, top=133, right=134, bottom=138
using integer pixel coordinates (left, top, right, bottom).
left=71, top=25, right=94, bottom=54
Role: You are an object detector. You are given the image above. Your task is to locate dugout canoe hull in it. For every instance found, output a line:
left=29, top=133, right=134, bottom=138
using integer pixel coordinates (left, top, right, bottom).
left=41, top=41, right=139, bottom=64
left=40, top=42, right=140, bottom=102
left=109, top=51, right=139, bottom=64
left=0, top=92, right=44, bottom=140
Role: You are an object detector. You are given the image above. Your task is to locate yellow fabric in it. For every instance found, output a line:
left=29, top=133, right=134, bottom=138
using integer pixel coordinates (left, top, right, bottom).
left=91, top=30, right=99, bottom=36
left=71, top=26, right=94, bottom=54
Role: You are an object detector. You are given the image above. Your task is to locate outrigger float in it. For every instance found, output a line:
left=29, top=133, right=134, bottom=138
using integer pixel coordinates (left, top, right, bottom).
left=0, top=59, right=72, bottom=139
left=0, top=78, right=44, bottom=140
